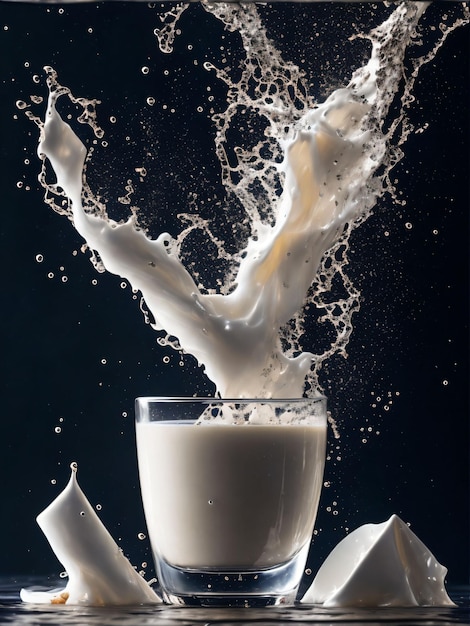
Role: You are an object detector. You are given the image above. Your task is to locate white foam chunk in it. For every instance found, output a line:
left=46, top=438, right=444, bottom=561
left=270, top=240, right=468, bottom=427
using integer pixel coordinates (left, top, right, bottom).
left=301, top=514, right=455, bottom=607
left=20, top=467, right=160, bottom=606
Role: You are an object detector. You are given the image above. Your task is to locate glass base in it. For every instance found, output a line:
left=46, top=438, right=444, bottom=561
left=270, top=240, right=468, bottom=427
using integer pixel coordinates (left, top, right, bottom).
left=155, top=545, right=309, bottom=607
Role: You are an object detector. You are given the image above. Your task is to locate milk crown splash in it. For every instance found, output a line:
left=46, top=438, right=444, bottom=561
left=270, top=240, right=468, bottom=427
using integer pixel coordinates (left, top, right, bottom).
left=34, top=2, right=467, bottom=399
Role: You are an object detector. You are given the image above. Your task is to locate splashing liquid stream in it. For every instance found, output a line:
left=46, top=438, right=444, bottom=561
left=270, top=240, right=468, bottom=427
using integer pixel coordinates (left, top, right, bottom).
left=29, top=2, right=469, bottom=401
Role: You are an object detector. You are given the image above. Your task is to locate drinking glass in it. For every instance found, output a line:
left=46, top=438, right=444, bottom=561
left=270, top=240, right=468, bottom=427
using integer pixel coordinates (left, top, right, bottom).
left=135, top=397, right=327, bottom=606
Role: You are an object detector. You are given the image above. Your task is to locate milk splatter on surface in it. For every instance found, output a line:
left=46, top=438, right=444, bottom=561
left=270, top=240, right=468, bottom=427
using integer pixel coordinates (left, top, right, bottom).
left=1, top=1, right=468, bottom=586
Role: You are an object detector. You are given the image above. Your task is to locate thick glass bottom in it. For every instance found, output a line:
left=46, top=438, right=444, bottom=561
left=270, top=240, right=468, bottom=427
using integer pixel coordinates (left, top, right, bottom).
left=155, top=545, right=310, bottom=607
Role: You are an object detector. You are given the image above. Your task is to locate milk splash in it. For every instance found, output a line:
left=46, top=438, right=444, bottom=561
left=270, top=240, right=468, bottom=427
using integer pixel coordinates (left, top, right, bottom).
left=29, top=2, right=468, bottom=399
left=20, top=463, right=160, bottom=606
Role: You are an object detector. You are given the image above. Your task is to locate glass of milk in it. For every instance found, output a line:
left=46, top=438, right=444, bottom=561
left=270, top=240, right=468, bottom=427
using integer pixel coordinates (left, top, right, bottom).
left=135, top=396, right=327, bottom=606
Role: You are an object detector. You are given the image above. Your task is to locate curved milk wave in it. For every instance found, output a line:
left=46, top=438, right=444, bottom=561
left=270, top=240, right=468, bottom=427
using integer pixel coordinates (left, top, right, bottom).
left=37, top=3, right=434, bottom=399
left=20, top=466, right=159, bottom=606
left=301, top=515, right=455, bottom=607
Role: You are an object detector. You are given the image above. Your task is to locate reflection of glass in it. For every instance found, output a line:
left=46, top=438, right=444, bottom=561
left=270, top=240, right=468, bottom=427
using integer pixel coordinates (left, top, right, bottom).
left=135, top=397, right=327, bottom=606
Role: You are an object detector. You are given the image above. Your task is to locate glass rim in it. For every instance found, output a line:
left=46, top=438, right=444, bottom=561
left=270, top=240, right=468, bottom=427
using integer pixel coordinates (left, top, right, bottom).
left=135, top=396, right=328, bottom=426
left=135, top=396, right=326, bottom=403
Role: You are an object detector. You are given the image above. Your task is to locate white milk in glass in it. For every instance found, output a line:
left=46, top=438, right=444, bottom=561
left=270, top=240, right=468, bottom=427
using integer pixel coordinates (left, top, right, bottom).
left=136, top=421, right=326, bottom=569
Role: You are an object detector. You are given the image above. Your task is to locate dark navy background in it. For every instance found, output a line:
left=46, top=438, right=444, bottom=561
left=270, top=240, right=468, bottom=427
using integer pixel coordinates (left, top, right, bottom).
left=0, top=2, right=468, bottom=591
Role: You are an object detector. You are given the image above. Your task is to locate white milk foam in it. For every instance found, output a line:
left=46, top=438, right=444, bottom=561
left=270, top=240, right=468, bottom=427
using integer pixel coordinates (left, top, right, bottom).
left=30, top=2, right=469, bottom=400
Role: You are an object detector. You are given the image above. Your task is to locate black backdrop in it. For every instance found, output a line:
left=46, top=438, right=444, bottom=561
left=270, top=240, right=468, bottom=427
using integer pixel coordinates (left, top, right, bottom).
left=0, top=2, right=468, bottom=590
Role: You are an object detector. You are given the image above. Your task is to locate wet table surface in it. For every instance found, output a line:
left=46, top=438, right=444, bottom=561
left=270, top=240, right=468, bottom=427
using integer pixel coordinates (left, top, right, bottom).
left=0, top=578, right=469, bottom=626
